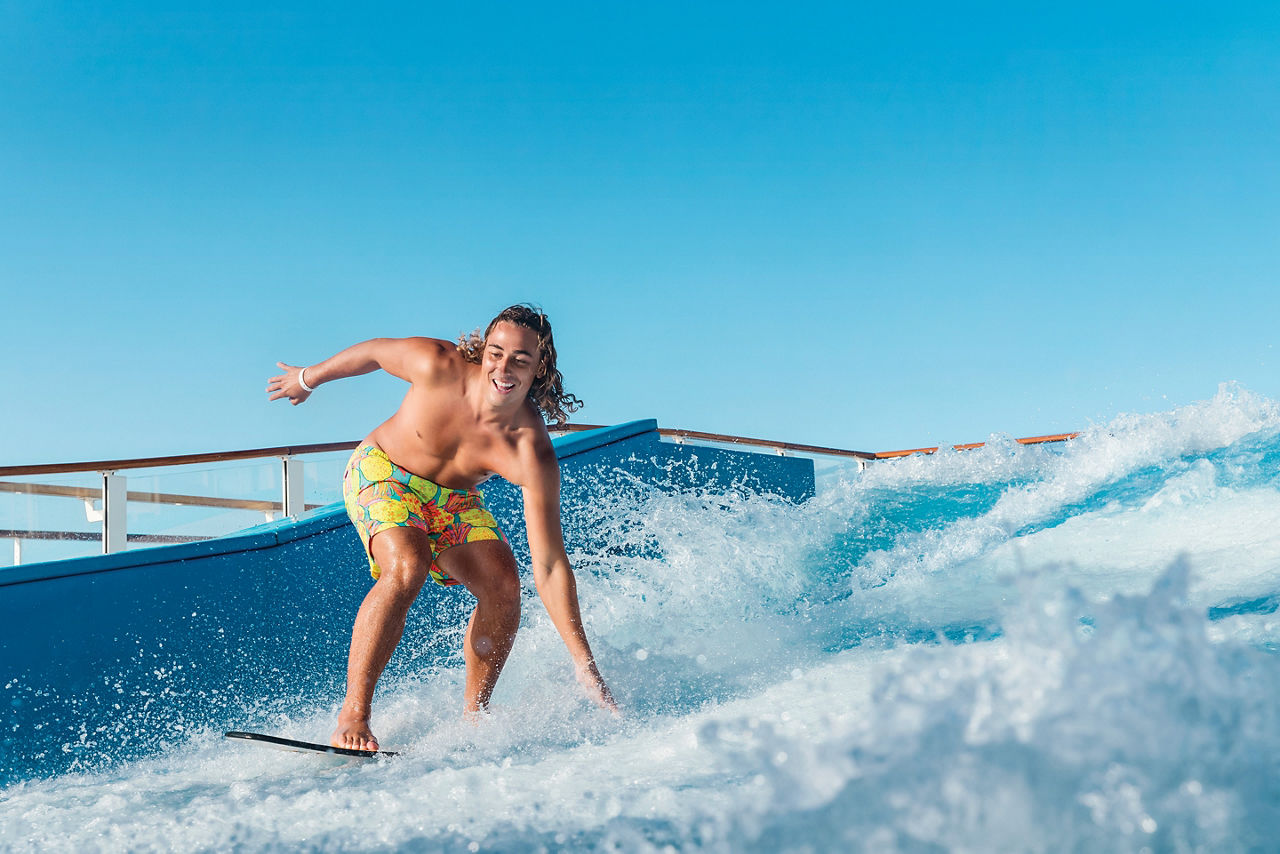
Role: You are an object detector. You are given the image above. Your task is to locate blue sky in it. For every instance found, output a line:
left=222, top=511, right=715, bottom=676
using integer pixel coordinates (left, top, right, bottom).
left=2, top=2, right=1278, bottom=466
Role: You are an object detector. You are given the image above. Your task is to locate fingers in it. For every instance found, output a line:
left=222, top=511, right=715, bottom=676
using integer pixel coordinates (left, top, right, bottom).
left=267, top=363, right=305, bottom=404
left=268, top=389, right=310, bottom=404
left=582, top=672, right=618, bottom=713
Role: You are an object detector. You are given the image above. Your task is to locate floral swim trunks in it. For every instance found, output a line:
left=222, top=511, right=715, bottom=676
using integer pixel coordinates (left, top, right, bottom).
left=342, top=443, right=507, bottom=586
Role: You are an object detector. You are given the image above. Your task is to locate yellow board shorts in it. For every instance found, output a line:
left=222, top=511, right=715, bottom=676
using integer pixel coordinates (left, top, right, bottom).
left=342, top=443, right=507, bottom=586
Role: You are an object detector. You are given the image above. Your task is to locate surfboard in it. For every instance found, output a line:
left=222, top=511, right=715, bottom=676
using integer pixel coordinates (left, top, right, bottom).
left=224, top=730, right=399, bottom=758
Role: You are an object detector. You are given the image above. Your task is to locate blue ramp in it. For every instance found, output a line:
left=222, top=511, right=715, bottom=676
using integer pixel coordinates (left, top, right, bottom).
left=0, top=420, right=814, bottom=784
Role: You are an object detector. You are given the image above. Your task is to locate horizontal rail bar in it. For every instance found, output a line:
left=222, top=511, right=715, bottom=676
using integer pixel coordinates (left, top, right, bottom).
left=0, top=529, right=210, bottom=544
left=563, top=425, right=1074, bottom=460
left=0, top=430, right=603, bottom=477
left=656, top=428, right=878, bottom=460
left=0, top=425, right=1081, bottom=478
left=870, top=433, right=1081, bottom=459
left=0, top=481, right=323, bottom=513
left=0, top=441, right=362, bottom=478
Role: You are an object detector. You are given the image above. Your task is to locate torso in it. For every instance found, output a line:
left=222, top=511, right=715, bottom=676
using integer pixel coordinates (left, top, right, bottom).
left=363, top=347, right=548, bottom=490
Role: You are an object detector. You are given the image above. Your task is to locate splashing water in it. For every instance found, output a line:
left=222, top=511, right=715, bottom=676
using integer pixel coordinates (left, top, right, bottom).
left=3, top=384, right=1280, bottom=852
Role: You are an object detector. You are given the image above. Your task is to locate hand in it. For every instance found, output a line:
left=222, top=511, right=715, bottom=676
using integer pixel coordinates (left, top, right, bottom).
left=267, top=362, right=312, bottom=406
left=577, top=661, right=620, bottom=716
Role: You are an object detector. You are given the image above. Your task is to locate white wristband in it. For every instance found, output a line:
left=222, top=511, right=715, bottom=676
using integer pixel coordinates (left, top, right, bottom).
left=298, top=367, right=315, bottom=393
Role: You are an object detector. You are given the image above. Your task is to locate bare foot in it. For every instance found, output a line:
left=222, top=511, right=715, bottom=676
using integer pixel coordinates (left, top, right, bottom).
left=332, top=706, right=379, bottom=752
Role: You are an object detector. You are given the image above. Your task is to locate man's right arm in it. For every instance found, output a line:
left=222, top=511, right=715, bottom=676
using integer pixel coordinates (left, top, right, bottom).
left=267, top=337, right=450, bottom=405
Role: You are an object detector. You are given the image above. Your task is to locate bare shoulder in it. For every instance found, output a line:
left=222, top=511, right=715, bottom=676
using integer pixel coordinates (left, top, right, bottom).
left=510, top=408, right=559, bottom=488
left=391, top=337, right=468, bottom=384
left=399, top=336, right=462, bottom=363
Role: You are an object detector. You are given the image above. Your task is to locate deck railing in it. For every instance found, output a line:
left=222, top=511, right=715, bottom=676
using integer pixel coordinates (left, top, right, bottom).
left=0, top=425, right=1077, bottom=566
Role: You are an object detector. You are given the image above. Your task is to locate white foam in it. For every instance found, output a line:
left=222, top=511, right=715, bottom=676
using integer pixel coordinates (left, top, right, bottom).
left=3, top=385, right=1280, bottom=851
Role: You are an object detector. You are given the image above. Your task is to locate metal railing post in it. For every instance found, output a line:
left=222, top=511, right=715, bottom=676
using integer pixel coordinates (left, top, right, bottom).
left=11, top=538, right=20, bottom=566
left=102, top=472, right=127, bottom=554
left=282, top=456, right=304, bottom=518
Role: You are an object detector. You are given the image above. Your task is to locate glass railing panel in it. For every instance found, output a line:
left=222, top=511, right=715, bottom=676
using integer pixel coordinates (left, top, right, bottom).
left=1, top=429, right=906, bottom=569
left=0, top=472, right=105, bottom=567
left=121, top=459, right=286, bottom=552
left=0, top=450, right=357, bottom=567
left=301, top=450, right=350, bottom=510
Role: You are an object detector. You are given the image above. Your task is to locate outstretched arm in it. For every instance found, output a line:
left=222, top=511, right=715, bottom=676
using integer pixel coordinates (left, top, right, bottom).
left=522, top=445, right=618, bottom=713
left=267, top=337, right=450, bottom=405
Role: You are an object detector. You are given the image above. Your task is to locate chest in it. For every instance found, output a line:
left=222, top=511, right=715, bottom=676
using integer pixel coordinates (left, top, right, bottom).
left=412, top=408, right=523, bottom=482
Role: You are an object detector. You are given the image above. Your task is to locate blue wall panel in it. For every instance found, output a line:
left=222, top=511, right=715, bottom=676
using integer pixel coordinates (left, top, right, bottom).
left=0, top=421, right=813, bottom=783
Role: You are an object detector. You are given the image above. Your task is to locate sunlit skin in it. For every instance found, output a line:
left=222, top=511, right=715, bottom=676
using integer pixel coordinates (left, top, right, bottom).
left=268, top=321, right=617, bottom=751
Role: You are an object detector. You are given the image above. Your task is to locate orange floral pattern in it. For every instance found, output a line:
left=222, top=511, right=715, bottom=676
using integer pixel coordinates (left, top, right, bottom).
left=342, top=443, right=507, bottom=586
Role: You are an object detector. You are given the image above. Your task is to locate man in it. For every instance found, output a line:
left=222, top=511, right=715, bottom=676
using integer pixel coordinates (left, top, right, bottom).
left=267, top=305, right=616, bottom=752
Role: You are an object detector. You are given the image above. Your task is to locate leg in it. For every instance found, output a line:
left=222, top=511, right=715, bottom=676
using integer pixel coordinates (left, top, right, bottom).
left=434, top=539, right=523, bottom=716
left=333, top=526, right=433, bottom=750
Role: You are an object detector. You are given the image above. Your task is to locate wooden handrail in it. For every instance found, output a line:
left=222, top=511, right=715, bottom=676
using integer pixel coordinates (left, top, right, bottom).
left=0, top=441, right=362, bottom=478
left=0, top=431, right=601, bottom=478
left=0, top=425, right=1080, bottom=478
left=656, top=428, right=878, bottom=460
left=870, top=432, right=1081, bottom=459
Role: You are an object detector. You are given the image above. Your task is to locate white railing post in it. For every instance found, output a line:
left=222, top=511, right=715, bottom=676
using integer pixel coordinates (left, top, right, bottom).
left=12, top=538, right=21, bottom=566
left=102, top=472, right=127, bottom=554
left=282, top=456, right=304, bottom=518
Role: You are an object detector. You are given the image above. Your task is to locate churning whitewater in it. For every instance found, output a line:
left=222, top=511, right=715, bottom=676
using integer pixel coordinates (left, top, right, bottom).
left=3, top=384, right=1280, bottom=852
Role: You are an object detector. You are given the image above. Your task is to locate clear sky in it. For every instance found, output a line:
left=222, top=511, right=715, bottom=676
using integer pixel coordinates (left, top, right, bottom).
left=2, top=2, right=1278, bottom=466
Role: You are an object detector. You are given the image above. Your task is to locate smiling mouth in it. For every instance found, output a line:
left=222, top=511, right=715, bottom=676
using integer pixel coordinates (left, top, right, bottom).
left=493, top=378, right=517, bottom=394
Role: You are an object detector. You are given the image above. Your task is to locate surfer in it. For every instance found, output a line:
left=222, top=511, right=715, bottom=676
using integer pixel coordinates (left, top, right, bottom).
left=267, top=305, right=617, bottom=751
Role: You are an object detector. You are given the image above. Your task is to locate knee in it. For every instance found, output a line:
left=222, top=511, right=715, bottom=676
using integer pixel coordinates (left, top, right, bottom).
left=369, top=531, right=433, bottom=606
left=478, top=563, right=522, bottom=617
left=373, top=559, right=430, bottom=609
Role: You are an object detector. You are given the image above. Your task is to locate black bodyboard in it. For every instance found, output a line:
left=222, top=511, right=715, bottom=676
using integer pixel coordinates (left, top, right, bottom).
left=224, top=730, right=398, bottom=758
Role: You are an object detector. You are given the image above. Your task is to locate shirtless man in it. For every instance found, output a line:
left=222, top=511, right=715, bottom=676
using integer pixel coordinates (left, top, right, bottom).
left=267, top=305, right=616, bottom=751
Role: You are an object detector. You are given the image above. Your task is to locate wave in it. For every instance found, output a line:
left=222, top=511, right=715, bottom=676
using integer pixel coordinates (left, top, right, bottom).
left=3, top=383, right=1279, bottom=851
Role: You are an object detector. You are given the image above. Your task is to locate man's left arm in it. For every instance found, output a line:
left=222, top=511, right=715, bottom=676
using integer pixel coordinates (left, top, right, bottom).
left=522, top=446, right=618, bottom=713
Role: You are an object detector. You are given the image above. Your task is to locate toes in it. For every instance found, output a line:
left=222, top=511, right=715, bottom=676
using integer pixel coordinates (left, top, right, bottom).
left=331, top=724, right=379, bottom=752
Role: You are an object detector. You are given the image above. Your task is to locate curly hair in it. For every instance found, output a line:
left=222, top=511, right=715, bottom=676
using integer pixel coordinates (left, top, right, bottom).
left=457, top=304, right=584, bottom=425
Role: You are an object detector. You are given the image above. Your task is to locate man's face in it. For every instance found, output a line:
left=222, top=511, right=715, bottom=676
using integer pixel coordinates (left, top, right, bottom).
left=481, top=321, right=542, bottom=404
